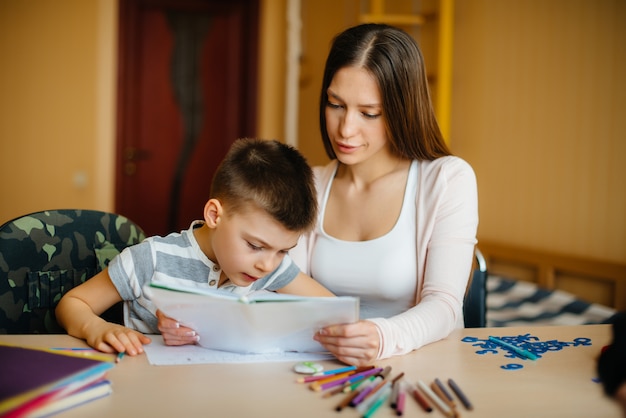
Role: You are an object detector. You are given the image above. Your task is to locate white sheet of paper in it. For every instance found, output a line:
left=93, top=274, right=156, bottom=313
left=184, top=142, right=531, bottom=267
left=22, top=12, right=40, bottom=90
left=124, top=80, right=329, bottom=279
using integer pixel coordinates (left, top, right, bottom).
left=145, top=284, right=359, bottom=354
left=143, top=336, right=335, bottom=365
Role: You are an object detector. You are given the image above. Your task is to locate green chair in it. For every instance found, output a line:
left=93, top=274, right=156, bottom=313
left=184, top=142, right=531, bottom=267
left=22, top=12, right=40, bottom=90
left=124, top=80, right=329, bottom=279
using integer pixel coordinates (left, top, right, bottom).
left=463, top=247, right=488, bottom=328
left=0, top=209, right=146, bottom=334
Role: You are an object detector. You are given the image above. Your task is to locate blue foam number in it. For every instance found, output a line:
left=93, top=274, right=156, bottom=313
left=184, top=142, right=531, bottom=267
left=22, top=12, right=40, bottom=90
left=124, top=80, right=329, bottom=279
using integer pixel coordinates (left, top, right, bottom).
left=463, top=334, right=592, bottom=368
left=501, top=363, right=523, bottom=370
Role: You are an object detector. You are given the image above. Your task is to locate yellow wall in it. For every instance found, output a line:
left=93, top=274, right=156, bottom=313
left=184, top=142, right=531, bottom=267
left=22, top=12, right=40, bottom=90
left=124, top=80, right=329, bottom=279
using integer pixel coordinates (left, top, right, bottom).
left=0, top=0, right=116, bottom=222
left=450, top=0, right=626, bottom=262
left=1, top=0, right=624, bottom=267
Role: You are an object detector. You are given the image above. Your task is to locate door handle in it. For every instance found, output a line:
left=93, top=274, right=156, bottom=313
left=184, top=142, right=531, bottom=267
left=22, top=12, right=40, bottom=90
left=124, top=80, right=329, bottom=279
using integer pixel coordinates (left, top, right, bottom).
left=124, top=147, right=151, bottom=176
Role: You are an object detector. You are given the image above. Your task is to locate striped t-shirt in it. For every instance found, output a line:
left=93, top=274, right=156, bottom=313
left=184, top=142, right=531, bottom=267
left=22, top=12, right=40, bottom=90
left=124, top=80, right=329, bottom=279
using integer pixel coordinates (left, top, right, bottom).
left=108, top=221, right=300, bottom=333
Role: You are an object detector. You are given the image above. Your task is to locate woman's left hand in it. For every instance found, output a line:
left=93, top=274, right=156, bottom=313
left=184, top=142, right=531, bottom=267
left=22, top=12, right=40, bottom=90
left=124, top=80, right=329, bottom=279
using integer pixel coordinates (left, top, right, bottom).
left=313, top=320, right=380, bottom=366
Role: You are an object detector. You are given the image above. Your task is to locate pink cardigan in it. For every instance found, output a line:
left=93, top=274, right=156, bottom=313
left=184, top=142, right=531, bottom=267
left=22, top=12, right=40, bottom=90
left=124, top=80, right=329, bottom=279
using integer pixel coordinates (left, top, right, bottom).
left=291, top=156, right=478, bottom=359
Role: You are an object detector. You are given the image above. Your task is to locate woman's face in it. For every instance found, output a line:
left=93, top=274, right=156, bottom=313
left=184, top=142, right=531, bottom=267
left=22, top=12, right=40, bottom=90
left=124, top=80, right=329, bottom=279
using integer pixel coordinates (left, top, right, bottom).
left=324, top=66, right=391, bottom=166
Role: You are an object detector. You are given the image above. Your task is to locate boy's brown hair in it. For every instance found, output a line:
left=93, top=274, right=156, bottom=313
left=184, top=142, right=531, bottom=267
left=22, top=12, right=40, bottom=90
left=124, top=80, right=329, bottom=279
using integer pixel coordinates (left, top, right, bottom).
left=210, top=138, right=317, bottom=232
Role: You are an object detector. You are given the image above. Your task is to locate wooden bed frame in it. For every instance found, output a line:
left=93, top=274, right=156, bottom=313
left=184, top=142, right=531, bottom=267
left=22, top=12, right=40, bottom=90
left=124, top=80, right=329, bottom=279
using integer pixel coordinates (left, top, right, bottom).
left=478, top=241, right=626, bottom=311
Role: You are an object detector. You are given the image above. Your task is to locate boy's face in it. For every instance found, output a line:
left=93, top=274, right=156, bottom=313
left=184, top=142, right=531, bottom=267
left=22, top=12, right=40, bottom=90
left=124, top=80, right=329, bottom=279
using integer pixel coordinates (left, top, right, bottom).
left=208, top=201, right=301, bottom=287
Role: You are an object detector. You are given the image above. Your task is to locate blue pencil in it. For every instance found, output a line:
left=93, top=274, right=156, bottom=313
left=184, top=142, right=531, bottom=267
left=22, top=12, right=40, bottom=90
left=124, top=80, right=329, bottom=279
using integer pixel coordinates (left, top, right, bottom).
left=316, top=365, right=357, bottom=376
left=488, top=336, right=538, bottom=360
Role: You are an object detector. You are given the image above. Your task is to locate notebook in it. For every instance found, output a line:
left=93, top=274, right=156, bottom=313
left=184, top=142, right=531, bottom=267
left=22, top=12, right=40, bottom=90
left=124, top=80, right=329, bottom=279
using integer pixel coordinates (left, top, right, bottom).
left=0, top=344, right=114, bottom=416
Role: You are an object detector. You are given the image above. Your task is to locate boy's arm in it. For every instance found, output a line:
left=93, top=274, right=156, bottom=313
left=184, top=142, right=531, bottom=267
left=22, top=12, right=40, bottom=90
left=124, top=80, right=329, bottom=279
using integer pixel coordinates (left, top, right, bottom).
left=55, top=268, right=151, bottom=355
left=276, top=272, right=335, bottom=297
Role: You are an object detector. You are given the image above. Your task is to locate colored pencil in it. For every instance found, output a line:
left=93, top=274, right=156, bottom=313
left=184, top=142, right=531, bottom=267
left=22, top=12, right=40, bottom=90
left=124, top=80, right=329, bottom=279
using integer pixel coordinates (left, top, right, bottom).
left=298, top=367, right=362, bottom=383
left=363, top=384, right=392, bottom=418
left=341, top=368, right=383, bottom=390
left=391, top=372, right=405, bottom=385
left=448, top=378, right=473, bottom=411
left=335, top=389, right=360, bottom=411
left=308, top=371, right=355, bottom=391
left=345, top=375, right=376, bottom=393
left=377, top=365, right=392, bottom=379
left=434, top=378, right=454, bottom=402
left=356, top=381, right=390, bottom=413
left=389, top=372, right=405, bottom=408
left=488, top=336, right=538, bottom=360
left=50, top=347, right=98, bottom=352
left=322, top=383, right=350, bottom=398
left=350, top=376, right=382, bottom=406
left=409, top=383, right=433, bottom=412
left=395, top=384, right=406, bottom=416
left=48, top=348, right=116, bottom=363
left=316, top=366, right=382, bottom=392
left=431, top=381, right=457, bottom=413
left=417, top=380, right=454, bottom=418
left=316, top=365, right=357, bottom=376
left=115, top=352, right=125, bottom=363
left=322, top=370, right=376, bottom=398
left=390, top=381, right=401, bottom=409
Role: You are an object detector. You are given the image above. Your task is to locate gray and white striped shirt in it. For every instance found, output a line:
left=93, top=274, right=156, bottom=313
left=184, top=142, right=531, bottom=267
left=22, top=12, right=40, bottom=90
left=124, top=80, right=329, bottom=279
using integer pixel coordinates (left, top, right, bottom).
left=108, top=221, right=299, bottom=333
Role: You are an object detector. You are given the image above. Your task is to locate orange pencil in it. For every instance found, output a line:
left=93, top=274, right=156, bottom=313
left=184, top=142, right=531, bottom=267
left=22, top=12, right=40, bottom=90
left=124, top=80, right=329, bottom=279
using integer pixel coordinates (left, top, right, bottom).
left=431, top=381, right=458, bottom=416
left=308, top=371, right=355, bottom=391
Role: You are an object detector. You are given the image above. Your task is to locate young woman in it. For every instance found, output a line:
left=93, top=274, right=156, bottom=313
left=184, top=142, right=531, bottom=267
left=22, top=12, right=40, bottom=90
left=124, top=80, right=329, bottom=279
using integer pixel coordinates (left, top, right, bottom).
left=292, top=23, right=478, bottom=366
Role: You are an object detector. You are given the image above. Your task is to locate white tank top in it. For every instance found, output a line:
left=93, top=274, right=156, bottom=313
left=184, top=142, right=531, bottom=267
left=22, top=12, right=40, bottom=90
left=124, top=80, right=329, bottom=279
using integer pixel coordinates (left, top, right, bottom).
left=310, top=160, right=418, bottom=319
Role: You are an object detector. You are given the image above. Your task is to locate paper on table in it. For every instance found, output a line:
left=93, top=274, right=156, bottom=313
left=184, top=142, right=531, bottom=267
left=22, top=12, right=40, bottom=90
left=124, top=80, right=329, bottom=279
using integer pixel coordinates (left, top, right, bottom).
left=145, top=282, right=359, bottom=354
left=143, top=336, right=335, bottom=365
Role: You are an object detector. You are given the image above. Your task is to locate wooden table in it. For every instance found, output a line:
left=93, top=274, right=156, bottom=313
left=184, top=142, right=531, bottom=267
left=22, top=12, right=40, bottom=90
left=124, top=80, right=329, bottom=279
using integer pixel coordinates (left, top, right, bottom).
left=1, top=325, right=621, bottom=417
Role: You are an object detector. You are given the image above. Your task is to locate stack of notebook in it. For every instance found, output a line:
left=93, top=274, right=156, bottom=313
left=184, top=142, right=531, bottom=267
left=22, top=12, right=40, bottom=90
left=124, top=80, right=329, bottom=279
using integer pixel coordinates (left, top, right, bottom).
left=0, top=344, right=115, bottom=417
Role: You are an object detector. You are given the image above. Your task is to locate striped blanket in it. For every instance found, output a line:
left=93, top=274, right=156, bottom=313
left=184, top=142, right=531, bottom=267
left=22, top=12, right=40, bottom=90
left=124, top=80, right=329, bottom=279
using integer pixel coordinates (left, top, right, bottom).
left=486, top=276, right=617, bottom=327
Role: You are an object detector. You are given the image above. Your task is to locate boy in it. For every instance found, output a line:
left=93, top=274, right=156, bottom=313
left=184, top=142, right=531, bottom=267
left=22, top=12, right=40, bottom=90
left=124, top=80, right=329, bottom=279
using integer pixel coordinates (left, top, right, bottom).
left=55, top=138, right=333, bottom=356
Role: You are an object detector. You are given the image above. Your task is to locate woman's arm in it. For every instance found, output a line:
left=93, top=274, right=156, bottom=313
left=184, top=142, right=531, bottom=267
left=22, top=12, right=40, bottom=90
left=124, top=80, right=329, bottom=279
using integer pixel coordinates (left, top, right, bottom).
left=55, top=269, right=151, bottom=355
left=370, top=157, right=478, bottom=359
left=315, top=158, right=478, bottom=364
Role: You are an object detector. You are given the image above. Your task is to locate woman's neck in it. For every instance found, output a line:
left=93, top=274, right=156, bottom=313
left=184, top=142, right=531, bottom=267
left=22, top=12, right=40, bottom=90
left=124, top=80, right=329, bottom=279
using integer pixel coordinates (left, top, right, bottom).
left=336, top=154, right=410, bottom=189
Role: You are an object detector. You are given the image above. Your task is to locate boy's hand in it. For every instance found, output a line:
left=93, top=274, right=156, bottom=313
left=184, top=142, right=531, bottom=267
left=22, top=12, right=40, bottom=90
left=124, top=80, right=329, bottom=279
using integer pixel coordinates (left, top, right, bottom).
left=156, top=309, right=200, bottom=346
left=85, top=321, right=151, bottom=356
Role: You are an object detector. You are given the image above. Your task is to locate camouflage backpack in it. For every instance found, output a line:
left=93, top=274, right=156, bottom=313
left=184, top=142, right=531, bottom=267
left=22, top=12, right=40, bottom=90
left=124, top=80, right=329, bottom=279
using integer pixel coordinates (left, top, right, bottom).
left=0, top=209, right=146, bottom=334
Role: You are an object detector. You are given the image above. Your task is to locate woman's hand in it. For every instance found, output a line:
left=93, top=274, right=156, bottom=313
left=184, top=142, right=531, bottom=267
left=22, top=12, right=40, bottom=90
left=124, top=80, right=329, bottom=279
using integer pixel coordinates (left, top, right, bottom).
left=156, top=309, right=199, bottom=346
left=313, top=320, right=381, bottom=366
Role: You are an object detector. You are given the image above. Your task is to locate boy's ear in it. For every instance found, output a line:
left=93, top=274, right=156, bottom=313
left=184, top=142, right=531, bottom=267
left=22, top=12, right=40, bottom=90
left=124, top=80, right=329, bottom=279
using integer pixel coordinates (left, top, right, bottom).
left=204, top=198, right=223, bottom=227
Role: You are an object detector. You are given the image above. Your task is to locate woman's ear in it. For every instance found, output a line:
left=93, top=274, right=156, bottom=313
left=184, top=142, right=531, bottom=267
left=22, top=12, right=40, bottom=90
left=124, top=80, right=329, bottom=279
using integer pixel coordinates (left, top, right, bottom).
left=204, top=198, right=223, bottom=228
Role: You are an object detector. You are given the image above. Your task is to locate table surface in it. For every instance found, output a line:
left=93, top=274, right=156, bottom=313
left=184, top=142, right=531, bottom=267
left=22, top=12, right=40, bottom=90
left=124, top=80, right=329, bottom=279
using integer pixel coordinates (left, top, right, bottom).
left=1, top=325, right=621, bottom=418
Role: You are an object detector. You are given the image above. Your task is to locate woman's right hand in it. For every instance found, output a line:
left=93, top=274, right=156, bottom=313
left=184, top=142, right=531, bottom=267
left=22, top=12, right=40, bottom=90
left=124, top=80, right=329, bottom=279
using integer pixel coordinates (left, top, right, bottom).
left=313, top=320, right=381, bottom=366
left=156, top=309, right=200, bottom=346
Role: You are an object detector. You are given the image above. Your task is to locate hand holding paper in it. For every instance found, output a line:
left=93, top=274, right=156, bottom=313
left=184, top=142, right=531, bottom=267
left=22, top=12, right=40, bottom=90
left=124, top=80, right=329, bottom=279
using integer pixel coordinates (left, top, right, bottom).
left=145, top=282, right=359, bottom=354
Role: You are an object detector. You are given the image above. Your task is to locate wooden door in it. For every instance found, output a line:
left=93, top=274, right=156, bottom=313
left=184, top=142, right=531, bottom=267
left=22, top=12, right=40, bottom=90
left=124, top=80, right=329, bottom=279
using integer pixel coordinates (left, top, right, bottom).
left=116, top=0, right=258, bottom=237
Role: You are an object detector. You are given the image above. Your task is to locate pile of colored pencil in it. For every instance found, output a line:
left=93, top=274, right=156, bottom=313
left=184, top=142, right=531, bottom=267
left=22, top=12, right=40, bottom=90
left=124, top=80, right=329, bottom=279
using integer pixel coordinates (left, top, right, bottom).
left=295, top=365, right=474, bottom=417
